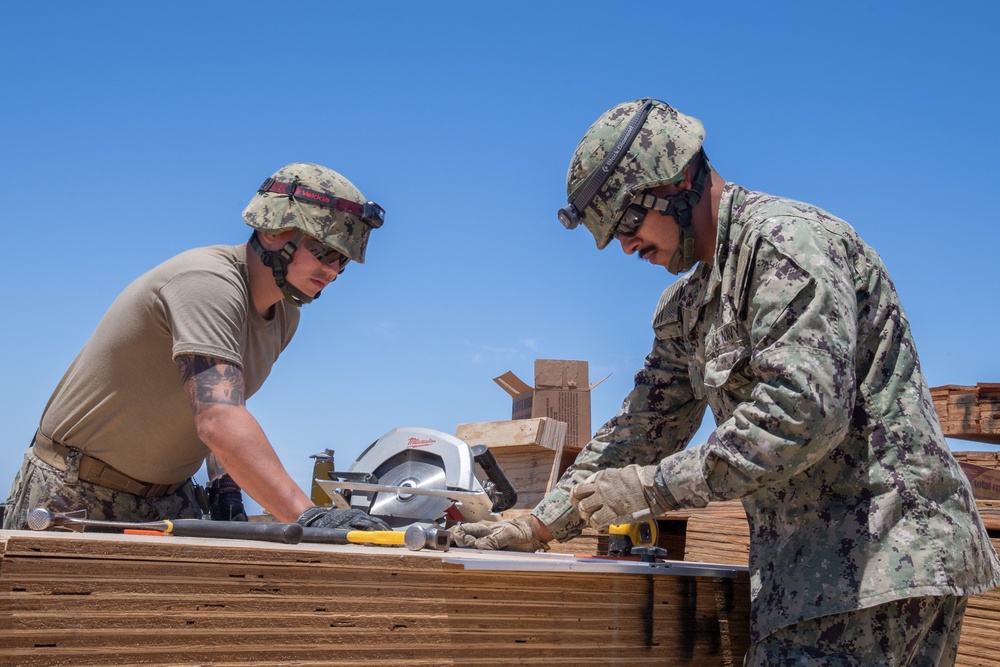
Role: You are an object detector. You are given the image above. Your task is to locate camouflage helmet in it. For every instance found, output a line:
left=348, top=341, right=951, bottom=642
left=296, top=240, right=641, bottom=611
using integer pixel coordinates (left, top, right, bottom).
left=562, top=99, right=705, bottom=249
left=242, top=162, right=383, bottom=264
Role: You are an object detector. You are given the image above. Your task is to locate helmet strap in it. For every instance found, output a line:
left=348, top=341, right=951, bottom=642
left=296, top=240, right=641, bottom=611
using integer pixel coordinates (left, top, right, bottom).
left=661, top=150, right=710, bottom=275
left=248, top=230, right=318, bottom=307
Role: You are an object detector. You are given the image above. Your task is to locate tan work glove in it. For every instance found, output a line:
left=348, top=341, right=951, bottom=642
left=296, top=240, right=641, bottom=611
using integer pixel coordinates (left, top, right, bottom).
left=450, top=515, right=549, bottom=552
left=570, top=464, right=673, bottom=530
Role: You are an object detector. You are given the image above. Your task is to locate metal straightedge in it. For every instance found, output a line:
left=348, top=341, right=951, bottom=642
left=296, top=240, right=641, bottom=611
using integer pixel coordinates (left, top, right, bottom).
left=442, top=551, right=747, bottom=578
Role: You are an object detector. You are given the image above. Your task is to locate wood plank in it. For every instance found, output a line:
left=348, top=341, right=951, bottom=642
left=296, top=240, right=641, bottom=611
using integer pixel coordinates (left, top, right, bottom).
left=0, top=530, right=750, bottom=666
left=456, top=418, right=567, bottom=452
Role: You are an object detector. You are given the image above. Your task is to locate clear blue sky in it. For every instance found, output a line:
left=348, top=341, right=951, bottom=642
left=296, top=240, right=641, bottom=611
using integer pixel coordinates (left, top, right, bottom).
left=2, top=2, right=997, bottom=517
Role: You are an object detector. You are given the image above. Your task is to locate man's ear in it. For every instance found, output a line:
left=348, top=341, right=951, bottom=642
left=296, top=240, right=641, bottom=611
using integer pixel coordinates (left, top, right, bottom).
left=255, top=229, right=296, bottom=250
left=675, top=165, right=694, bottom=190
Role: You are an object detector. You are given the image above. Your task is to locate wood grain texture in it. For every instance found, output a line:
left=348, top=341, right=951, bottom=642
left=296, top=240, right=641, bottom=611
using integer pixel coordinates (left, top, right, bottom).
left=0, top=530, right=749, bottom=667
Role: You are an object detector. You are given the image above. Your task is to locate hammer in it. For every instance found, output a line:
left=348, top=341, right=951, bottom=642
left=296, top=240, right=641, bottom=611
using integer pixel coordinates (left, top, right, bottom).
left=300, top=523, right=450, bottom=552
left=27, top=508, right=303, bottom=544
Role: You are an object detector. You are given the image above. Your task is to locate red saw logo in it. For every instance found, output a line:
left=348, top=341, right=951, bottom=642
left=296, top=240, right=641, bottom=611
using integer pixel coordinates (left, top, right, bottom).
left=406, top=437, right=437, bottom=448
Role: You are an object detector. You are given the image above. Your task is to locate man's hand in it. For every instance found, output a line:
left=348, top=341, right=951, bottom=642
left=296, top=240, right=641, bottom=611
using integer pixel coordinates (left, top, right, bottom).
left=451, top=515, right=549, bottom=552
left=207, top=473, right=248, bottom=521
left=570, top=464, right=673, bottom=529
left=296, top=506, right=391, bottom=531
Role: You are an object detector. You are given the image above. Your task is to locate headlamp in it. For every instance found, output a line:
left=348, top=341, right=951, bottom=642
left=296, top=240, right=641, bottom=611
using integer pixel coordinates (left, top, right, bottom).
left=258, top=177, right=385, bottom=229
left=557, top=204, right=582, bottom=230
left=557, top=99, right=654, bottom=231
left=360, top=201, right=385, bottom=229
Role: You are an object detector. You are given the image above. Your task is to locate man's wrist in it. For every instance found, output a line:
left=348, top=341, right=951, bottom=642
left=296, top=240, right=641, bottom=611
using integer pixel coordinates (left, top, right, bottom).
left=296, top=506, right=326, bottom=526
left=531, top=515, right=553, bottom=543
left=650, top=467, right=678, bottom=512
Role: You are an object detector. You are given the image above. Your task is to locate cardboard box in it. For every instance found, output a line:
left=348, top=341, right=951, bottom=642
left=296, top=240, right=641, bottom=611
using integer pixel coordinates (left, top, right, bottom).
left=959, top=461, right=1000, bottom=501
left=494, top=359, right=607, bottom=450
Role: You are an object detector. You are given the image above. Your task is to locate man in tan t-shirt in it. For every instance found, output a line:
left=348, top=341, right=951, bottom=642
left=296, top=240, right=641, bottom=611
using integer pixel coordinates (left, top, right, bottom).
left=4, top=162, right=389, bottom=533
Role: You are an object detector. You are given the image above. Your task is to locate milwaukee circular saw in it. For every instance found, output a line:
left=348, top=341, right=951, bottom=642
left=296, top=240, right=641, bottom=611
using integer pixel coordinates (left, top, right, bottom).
left=312, top=427, right=517, bottom=530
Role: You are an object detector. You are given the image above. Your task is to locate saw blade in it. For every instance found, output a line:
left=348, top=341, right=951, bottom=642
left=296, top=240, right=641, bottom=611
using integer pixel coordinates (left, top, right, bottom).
left=368, top=459, right=452, bottom=521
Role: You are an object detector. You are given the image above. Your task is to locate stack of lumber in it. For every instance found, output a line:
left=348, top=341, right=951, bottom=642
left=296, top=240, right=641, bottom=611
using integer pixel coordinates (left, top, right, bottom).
left=456, top=418, right=575, bottom=509
left=0, top=529, right=749, bottom=667
left=932, top=384, right=1000, bottom=444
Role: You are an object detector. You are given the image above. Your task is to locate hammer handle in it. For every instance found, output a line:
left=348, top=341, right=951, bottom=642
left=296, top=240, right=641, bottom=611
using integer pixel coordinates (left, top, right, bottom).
left=300, top=527, right=406, bottom=546
left=165, top=519, right=303, bottom=544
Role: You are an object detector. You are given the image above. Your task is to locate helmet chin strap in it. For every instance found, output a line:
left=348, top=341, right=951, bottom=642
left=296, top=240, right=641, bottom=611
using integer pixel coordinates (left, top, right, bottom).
left=248, top=231, right=320, bottom=307
left=667, top=225, right=697, bottom=275
left=664, top=150, right=710, bottom=275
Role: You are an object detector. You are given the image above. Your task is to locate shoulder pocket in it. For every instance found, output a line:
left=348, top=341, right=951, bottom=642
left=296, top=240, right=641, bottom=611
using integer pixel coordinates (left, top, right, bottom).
left=703, top=319, right=752, bottom=391
left=652, top=282, right=683, bottom=340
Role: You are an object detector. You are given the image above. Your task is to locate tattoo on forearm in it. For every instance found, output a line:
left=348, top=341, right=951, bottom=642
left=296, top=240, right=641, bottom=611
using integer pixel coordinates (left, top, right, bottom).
left=177, top=355, right=246, bottom=414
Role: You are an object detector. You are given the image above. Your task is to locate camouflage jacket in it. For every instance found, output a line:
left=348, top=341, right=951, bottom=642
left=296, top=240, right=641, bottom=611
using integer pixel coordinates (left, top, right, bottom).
left=533, top=183, right=1000, bottom=640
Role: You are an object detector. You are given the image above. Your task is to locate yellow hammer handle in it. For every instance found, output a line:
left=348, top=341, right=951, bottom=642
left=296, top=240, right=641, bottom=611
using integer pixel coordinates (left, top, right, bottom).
left=345, top=530, right=407, bottom=545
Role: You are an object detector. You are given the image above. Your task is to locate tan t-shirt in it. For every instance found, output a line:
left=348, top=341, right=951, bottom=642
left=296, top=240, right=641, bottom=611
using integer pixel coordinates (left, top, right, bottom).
left=39, top=244, right=299, bottom=483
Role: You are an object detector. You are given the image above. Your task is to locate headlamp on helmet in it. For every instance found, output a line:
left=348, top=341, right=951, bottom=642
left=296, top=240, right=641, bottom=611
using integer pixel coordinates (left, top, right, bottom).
left=559, top=99, right=706, bottom=250
left=558, top=99, right=654, bottom=232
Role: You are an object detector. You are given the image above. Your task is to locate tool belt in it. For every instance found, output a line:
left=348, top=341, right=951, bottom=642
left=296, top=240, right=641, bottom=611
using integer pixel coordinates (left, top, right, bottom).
left=31, top=431, right=184, bottom=498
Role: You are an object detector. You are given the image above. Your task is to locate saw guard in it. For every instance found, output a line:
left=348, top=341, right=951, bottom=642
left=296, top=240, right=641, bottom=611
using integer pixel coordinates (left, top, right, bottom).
left=317, top=427, right=502, bottom=527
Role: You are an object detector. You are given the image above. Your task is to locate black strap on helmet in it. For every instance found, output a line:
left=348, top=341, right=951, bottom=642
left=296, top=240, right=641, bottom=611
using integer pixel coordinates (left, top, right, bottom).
left=630, top=150, right=710, bottom=275
left=248, top=230, right=318, bottom=307
left=258, top=178, right=385, bottom=229
left=558, top=99, right=655, bottom=230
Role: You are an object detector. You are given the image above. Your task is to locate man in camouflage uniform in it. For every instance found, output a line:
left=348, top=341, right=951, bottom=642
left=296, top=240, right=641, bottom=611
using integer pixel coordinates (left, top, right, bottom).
left=453, top=99, right=1000, bottom=665
left=4, top=163, right=389, bottom=534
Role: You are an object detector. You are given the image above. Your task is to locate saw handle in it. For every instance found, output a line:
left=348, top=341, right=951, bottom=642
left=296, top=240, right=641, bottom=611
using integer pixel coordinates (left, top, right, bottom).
left=165, top=519, right=303, bottom=544
left=470, top=444, right=518, bottom=512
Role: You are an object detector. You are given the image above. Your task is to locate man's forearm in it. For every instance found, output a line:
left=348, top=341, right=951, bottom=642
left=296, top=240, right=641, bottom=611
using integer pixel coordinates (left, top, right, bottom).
left=195, top=404, right=313, bottom=522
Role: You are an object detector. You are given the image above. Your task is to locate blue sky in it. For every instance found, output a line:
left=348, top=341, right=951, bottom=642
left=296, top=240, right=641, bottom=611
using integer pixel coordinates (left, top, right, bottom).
left=2, top=2, right=997, bottom=517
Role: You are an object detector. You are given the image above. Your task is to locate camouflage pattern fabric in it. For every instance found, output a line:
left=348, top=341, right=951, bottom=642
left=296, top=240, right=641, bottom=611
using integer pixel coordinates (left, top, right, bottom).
left=532, top=182, right=1000, bottom=642
left=242, top=162, right=376, bottom=264
left=744, top=595, right=967, bottom=667
left=564, top=98, right=705, bottom=250
left=3, top=445, right=201, bottom=530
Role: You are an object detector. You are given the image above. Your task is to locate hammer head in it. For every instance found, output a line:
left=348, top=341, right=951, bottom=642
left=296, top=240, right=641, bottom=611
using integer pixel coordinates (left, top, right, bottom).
left=403, top=524, right=451, bottom=552
left=26, top=508, right=88, bottom=532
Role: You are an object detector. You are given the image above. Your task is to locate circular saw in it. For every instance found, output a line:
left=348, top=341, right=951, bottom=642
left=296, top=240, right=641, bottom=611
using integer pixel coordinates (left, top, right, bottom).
left=314, top=427, right=517, bottom=530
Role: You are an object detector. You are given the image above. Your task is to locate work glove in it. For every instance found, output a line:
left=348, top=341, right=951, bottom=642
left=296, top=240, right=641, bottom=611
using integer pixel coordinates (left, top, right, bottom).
left=450, top=515, right=549, bottom=552
left=296, top=506, right=391, bottom=531
left=570, top=464, right=674, bottom=530
left=207, top=474, right=248, bottom=522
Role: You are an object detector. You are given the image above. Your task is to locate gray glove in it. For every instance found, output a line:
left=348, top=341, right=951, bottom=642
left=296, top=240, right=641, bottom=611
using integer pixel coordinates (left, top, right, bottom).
left=451, top=515, right=549, bottom=552
left=570, top=464, right=674, bottom=530
left=296, top=506, right=391, bottom=531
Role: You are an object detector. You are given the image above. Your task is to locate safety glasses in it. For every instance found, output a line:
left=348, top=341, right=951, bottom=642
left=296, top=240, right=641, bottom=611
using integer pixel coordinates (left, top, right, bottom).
left=302, top=237, right=350, bottom=273
left=613, top=186, right=692, bottom=239
left=614, top=204, right=650, bottom=238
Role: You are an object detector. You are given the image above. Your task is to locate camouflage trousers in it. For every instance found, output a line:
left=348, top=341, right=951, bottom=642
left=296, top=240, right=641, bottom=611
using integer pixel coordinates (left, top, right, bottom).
left=3, top=445, right=202, bottom=530
left=745, top=595, right=968, bottom=667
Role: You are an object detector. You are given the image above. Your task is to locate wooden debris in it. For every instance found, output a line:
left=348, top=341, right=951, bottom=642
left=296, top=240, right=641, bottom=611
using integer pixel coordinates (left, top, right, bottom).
left=931, top=384, right=1000, bottom=444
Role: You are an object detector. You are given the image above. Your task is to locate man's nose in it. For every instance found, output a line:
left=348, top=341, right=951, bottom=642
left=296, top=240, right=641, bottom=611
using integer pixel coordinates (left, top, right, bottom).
left=618, top=234, right=641, bottom=255
left=321, top=261, right=341, bottom=281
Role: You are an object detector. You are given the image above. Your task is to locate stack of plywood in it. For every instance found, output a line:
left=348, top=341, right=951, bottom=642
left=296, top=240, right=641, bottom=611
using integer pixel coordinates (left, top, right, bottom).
left=654, top=495, right=1000, bottom=667
left=456, top=417, right=575, bottom=510
left=0, top=529, right=750, bottom=667
left=932, top=384, right=1000, bottom=444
